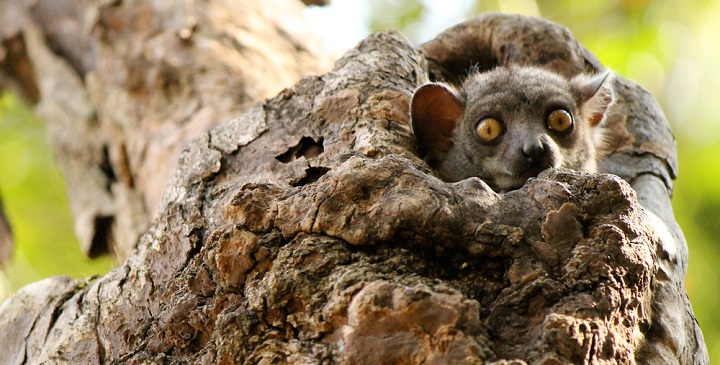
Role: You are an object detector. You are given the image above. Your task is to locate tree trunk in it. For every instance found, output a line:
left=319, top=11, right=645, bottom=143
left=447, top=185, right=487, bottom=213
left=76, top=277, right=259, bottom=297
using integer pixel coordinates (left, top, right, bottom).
left=0, top=3, right=708, bottom=365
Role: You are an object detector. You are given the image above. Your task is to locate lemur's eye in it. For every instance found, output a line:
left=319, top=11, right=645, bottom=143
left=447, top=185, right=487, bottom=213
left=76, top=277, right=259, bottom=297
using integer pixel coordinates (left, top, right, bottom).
left=475, top=118, right=504, bottom=142
left=547, top=109, right=574, bottom=133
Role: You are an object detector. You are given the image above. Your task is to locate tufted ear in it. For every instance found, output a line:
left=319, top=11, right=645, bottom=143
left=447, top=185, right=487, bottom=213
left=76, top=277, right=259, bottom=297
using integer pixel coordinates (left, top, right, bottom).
left=410, top=83, right=464, bottom=155
left=571, top=70, right=614, bottom=127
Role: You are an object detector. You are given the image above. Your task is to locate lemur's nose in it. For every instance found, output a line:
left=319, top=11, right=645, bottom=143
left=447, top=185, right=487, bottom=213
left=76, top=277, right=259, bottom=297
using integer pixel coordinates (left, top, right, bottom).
left=522, top=139, right=545, bottom=158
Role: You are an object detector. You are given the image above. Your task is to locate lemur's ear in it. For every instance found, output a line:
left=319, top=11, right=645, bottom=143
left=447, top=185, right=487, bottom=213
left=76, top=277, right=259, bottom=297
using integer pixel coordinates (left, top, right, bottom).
left=411, top=83, right=464, bottom=154
left=571, top=70, right=614, bottom=127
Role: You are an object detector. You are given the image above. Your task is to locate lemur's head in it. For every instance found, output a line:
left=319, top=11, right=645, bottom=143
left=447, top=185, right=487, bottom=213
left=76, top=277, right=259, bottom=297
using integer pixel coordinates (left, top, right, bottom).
left=411, top=66, right=614, bottom=192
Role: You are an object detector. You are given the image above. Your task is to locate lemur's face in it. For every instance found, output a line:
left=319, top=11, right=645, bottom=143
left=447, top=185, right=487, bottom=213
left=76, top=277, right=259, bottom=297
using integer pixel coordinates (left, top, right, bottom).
left=411, top=66, right=613, bottom=192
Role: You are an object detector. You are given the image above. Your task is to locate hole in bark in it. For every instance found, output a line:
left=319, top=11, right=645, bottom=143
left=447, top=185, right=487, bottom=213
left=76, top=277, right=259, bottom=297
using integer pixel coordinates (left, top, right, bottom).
left=100, top=146, right=117, bottom=190
left=88, top=215, right=114, bottom=258
left=291, top=166, right=331, bottom=187
left=275, top=136, right=324, bottom=163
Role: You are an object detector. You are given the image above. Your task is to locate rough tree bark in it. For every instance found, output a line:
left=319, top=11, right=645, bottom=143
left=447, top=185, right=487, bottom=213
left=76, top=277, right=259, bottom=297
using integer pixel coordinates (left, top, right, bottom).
left=0, top=4, right=709, bottom=365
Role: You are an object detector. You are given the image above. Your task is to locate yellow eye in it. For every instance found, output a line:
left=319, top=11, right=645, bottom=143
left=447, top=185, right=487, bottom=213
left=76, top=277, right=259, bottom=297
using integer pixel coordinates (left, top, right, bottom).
left=475, top=118, right=503, bottom=142
left=547, top=109, right=573, bottom=132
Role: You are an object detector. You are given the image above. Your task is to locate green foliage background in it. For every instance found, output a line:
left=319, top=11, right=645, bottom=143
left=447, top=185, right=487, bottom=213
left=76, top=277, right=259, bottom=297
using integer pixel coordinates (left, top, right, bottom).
left=1, top=0, right=719, bottom=361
